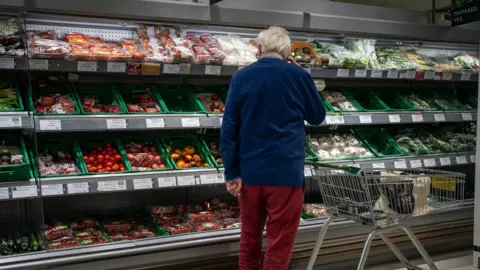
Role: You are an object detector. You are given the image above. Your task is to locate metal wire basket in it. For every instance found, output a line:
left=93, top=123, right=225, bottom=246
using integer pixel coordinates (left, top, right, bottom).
left=314, top=167, right=465, bottom=228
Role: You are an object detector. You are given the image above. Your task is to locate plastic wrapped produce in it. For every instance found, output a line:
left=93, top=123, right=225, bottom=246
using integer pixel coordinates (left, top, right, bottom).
left=454, top=53, right=479, bottom=71
left=43, top=223, right=70, bottom=242
left=165, top=223, right=193, bottom=235
left=370, top=47, right=418, bottom=70
left=196, top=222, right=220, bottom=232
left=125, top=88, right=162, bottom=113
left=186, top=211, right=214, bottom=223
left=151, top=205, right=176, bottom=215
left=214, top=35, right=256, bottom=65
left=81, top=96, right=122, bottom=113
left=403, top=93, right=434, bottom=110
left=321, top=91, right=358, bottom=111
left=196, top=93, right=225, bottom=113
left=124, top=140, right=167, bottom=171
left=306, top=133, right=374, bottom=160
left=103, top=221, right=130, bottom=233
left=0, top=142, right=23, bottom=166
left=303, top=204, right=328, bottom=218
left=35, top=94, right=76, bottom=114
left=395, top=135, right=430, bottom=155
left=37, top=150, right=80, bottom=176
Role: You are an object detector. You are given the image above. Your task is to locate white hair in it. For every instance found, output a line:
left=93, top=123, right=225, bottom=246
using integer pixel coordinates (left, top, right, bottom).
left=255, top=26, right=291, bottom=59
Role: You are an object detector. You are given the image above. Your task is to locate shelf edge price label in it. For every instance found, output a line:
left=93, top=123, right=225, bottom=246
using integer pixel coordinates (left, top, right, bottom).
left=133, top=178, right=153, bottom=190
left=41, top=184, right=63, bottom=196
left=441, top=72, right=452, bottom=81
left=423, top=71, right=435, bottom=80
left=372, top=163, right=385, bottom=169
left=107, top=62, right=126, bottom=73
left=200, top=174, right=222, bottom=184
left=0, top=58, right=14, bottom=69
left=177, top=176, right=195, bottom=186
left=11, top=186, right=38, bottom=199
left=388, top=114, right=401, bottom=123
left=359, top=115, right=372, bottom=124
left=336, top=69, right=349, bottom=77
left=456, top=156, right=467, bottom=164
left=67, top=183, right=89, bottom=194
left=354, top=69, right=367, bottom=78
left=325, top=115, right=344, bottom=124
left=461, top=113, right=473, bottom=121
left=106, top=119, right=127, bottom=129
left=39, top=119, right=61, bottom=131
left=434, top=113, right=446, bottom=122
left=181, top=118, right=200, bottom=127
left=205, top=65, right=221, bottom=75
left=0, top=116, right=21, bottom=127
left=411, top=114, right=423, bottom=122
left=77, top=61, right=97, bottom=72
left=405, top=70, right=416, bottom=79
left=163, top=64, right=180, bottom=74
left=470, top=155, right=476, bottom=163
left=29, top=59, right=48, bottom=70
left=97, top=180, right=127, bottom=192
left=146, top=118, right=165, bottom=128
left=157, top=177, right=177, bottom=187
left=423, top=159, right=436, bottom=167
left=304, top=166, right=312, bottom=177
left=0, top=187, right=8, bottom=200
left=370, top=70, right=382, bottom=78
left=410, top=160, right=423, bottom=168
left=439, top=157, right=451, bottom=166
left=460, top=73, right=472, bottom=81
left=394, top=160, right=407, bottom=169
left=387, top=70, right=399, bottom=79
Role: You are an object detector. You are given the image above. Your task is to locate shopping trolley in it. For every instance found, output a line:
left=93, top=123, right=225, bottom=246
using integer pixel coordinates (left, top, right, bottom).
left=305, top=162, right=465, bottom=270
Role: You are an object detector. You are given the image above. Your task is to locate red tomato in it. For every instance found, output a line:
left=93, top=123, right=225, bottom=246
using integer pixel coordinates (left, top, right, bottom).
left=97, top=155, right=104, bottom=162
left=112, top=164, right=120, bottom=171
left=105, top=161, right=113, bottom=167
left=84, top=156, right=89, bottom=162
left=96, top=147, right=103, bottom=152
left=98, top=169, right=105, bottom=173
left=105, top=143, right=112, bottom=148
left=114, top=155, right=122, bottom=162
left=97, top=165, right=104, bottom=170
left=88, top=157, right=95, bottom=163
left=90, top=166, right=97, bottom=172
left=104, top=155, right=111, bottom=161
left=105, top=166, right=112, bottom=172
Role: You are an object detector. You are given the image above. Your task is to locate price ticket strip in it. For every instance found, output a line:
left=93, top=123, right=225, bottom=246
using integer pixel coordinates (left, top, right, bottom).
left=0, top=112, right=33, bottom=129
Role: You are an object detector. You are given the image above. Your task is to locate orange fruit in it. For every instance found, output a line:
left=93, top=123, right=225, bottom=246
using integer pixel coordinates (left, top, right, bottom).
left=193, top=154, right=202, bottom=162
left=176, top=160, right=185, bottom=168
left=184, top=146, right=195, bottom=155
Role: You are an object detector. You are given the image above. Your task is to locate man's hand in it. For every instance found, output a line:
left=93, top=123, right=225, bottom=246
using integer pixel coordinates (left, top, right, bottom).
left=226, top=178, right=242, bottom=197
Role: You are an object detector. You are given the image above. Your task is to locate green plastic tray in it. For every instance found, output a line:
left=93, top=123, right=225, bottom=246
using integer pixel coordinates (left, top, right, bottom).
left=30, top=139, right=86, bottom=178
left=374, top=90, right=415, bottom=111
left=347, top=90, right=389, bottom=112
left=161, top=136, right=215, bottom=169
left=159, top=85, right=204, bottom=114
left=422, top=90, right=466, bottom=111
left=199, top=134, right=223, bottom=168
left=305, top=143, right=318, bottom=161
left=77, top=139, right=130, bottom=174
left=0, top=135, right=31, bottom=182
left=354, top=128, right=405, bottom=157
left=456, top=91, right=477, bottom=110
left=0, top=83, right=24, bottom=112
left=192, top=85, right=228, bottom=114
left=74, top=83, right=127, bottom=114
left=115, top=84, right=169, bottom=114
left=119, top=136, right=174, bottom=172
left=400, top=91, right=438, bottom=111
left=321, top=90, right=363, bottom=113
left=388, top=129, right=432, bottom=156
left=30, top=83, right=81, bottom=115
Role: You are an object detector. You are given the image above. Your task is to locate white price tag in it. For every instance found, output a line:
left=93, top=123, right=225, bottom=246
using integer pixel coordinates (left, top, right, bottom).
left=325, top=115, right=345, bottom=124
left=394, top=160, right=407, bottom=169
left=200, top=174, right=224, bottom=184
left=0, top=58, right=14, bottom=69
left=303, top=67, right=311, bottom=74
left=106, top=119, right=127, bottom=129
left=411, top=114, right=424, bottom=122
left=460, top=73, right=472, bottom=81
left=441, top=72, right=452, bottom=81
left=462, top=113, right=473, bottom=121
left=177, top=176, right=195, bottom=186
left=304, top=166, right=312, bottom=177
left=163, top=64, right=180, bottom=74
left=77, top=61, right=97, bottom=72
left=97, top=180, right=126, bottom=192
left=0, top=116, right=21, bottom=127
left=372, top=163, right=385, bottom=169
left=434, top=114, right=446, bottom=122
left=107, top=62, right=126, bottom=73
left=424, top=159, right=436, bottom=167
left=388, top=114, right=401, bottom=123
left=133, top=178, right=153, bottom=190
left=39, top=119, right=61, bottom=131
left=146, top=118, right=165, bottom=128
left=11, top=186, right=37, bottom=198
left=147, top=26, right=155, bottom=36
left=456, top=156, right=467, bottom=164
left=29, top=59, right=48, bottom=70
left=41, top=184, right=63, bottom=196
left=205, top=65, right=221, bottom=75
left=181, top=118, right=200, bottom=127
left=179, top=63, right=191, bottom=74
left=423, top=71, right=435, bottom=80
left=0, top=187, right=8, bottom=200
left=470, top=155, right=476, bottom=163
left=387, top=70, right=399, bottom=79
left=336, top=69, right=349, bottom=77
left=359, top=115, right=372, bottom=124
left=354, top=69, right=367, bottom=78
left=157, top=177, right=177, bottom=187
left=370, top=70, right=383, bottom=78
left=67, top=183, right=89, bottom=194
left=220, top=118, right=223, bottom=126
left=405, top=70, right=416, bottom=79
left=439, top=157, right=451, bottom=166
left=410, top=160, right=423, bottom=168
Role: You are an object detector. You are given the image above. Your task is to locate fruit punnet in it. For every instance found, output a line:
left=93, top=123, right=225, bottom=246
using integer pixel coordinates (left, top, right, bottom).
left=83, top=142, right=125, bottom=173
left=196, top=93, right=225, bottom=113
left=168, top=144, right=210, bottom=169
left=124, top=141, right=167, bottom=171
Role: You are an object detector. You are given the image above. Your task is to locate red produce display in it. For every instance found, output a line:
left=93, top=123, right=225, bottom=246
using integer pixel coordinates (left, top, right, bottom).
left=125, top=89, right=162, bottom=113
left=81, top=96, right=122, bottom=113
left=35, top=94, right=76, bottom=114
left=82, top=142, right=125, bottom=173
left=123, top=140, right=167, bottom=171
left=37, top=150, right=80, bottom=176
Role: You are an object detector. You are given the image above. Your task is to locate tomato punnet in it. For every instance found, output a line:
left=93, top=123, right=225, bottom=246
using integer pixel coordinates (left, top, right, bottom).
left=84, top=142, right=124, bottom=173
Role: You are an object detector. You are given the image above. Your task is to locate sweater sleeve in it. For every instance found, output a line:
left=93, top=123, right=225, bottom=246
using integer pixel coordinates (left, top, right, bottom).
left=220, top=76, right=242, bottom=182
left=302, top=74, right=326, bottom=125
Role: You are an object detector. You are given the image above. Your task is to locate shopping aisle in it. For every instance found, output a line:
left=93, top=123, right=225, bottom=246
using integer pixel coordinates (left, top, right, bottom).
left=367, top=250, right=472, bottom=270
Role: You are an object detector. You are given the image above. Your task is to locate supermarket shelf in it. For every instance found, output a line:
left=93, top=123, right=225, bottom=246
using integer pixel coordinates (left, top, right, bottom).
left=0, top=112, right=33, bottom=129
left=0, top=179, right=39, bottom=201
left=0, top=57, right=27, bottom=71
left=26, top=59, right=480, bottom=82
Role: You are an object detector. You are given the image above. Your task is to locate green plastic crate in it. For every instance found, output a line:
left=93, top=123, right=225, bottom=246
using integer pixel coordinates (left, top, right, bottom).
left=399, top=91, right=438, bottom=111
left=0, top=135, right=31, bottom=182
left=30, top=83, right=81, bottom=115
left=456, top=91, right=477, bottom=110
left=374, top=90, right=416, bottom=111
left=192, top=85, right=228, bottom=114
left=199, top=134, right=223, bottom=168
left=119, top=136, right=174, bottom=172
left=161, top=136, right=215, bottom=169
left=347, top=90, right=389, bottom=112
left=159, top=86, right=204, bottom=114
left=306, top=130, right=377, bottom=161
left=77, top=139, right=130, bottom=174
left=0, top=83, right=24, bottom=112
left=74, top=83, right=127, bottom=114
left=305, top=143, right=318, bottom=161
left=320, top=90, right=363, bottom=112
left=30, top=139, right=86, bottom=178
left=354, top=128, right=405, bottom=157
left=115, top=84, right=169, bottom=114
left=388, top=129, right=432, bottom=155
left=421, top=90, right=466, bottom=111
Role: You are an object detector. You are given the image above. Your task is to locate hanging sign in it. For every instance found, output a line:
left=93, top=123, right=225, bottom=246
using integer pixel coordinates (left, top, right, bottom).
left=452, top=0, right=480, bottom=26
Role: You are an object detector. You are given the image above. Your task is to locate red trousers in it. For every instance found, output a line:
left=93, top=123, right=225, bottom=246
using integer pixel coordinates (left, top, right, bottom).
left=239, top=185, right=304, bottom=270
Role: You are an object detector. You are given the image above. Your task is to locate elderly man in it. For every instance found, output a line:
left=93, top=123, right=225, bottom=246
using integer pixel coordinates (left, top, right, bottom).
left=220, top=26, right=326, bottom=270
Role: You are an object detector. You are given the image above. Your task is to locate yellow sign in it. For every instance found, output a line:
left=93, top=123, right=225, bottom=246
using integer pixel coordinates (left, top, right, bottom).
left=431, top=176, right=456, bottom=191
left=141, top=63, right=161, bottom=76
